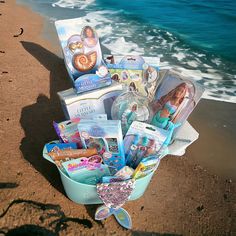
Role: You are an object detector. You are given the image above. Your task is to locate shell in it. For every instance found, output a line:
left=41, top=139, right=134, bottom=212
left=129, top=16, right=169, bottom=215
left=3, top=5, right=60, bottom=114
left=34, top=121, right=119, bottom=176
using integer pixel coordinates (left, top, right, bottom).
left=73, top=51, right=97, bottom=72
left=68, top=41, right=83, bottom=52
left=67, top=34, right=83, bottom=53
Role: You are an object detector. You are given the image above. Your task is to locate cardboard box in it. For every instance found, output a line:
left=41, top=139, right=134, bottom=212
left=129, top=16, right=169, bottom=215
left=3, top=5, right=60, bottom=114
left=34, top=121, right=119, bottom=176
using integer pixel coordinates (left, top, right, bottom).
left=58, top=82, right=125, bottom=120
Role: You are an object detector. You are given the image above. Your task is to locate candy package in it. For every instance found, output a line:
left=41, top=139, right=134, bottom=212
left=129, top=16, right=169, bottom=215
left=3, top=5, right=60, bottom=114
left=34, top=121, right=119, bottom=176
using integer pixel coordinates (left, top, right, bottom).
left=53, top=115, right=107, bottom=148
left=55, top=19, right=112, bottom=93
left=77, top=120, right=125, bottom=172
left=48, top=148, right=98, bottom=161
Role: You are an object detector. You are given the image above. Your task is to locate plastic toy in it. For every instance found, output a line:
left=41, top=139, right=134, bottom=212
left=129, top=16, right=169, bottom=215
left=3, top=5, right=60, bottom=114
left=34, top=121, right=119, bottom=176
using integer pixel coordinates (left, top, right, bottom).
left=55, top=20, right=112, bottom=93
left=111, top=91, right=152, bottom=134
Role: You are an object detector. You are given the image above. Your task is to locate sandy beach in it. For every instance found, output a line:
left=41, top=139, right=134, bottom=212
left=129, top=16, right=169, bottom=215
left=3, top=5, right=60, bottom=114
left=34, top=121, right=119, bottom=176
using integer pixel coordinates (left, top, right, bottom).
left=0, top=1, right=235, bottom=235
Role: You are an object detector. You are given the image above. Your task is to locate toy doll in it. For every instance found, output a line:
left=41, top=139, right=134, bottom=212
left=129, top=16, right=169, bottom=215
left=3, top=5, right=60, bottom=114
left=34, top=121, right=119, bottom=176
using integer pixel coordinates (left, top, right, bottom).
left=121, top=103, right=138, bottom=133
left=151, top=83, right=188, bottom=129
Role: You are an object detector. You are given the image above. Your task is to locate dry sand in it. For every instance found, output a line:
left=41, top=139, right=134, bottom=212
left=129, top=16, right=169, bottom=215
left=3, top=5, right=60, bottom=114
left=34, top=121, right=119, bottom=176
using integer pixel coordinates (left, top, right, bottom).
left=0, top=1, right=235, bottom=235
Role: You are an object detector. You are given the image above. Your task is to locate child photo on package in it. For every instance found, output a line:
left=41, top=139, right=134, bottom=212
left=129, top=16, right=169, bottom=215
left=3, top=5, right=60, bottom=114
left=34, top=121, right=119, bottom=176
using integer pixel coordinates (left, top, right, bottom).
left=55, top=19, right=112, bottom=93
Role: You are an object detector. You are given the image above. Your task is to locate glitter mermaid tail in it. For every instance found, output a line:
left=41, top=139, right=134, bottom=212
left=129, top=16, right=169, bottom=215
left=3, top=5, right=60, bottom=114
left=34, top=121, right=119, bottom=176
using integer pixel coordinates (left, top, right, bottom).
left=95, top=205, right=132, bottom=229
left=95, top=179, right=135, bottom=229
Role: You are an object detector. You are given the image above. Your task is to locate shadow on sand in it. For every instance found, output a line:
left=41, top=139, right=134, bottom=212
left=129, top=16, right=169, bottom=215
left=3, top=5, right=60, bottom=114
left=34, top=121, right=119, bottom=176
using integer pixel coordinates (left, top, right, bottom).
left=19, top=41, right=71, bottom=194
left=19, top=41, right=103, bottom=223
left=0, top=199, right=93, bottom=235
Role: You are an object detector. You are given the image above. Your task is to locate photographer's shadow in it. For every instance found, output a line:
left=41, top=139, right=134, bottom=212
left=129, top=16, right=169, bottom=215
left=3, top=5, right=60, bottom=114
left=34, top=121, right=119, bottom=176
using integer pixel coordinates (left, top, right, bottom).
left=20, top=41, right=71, bottom=193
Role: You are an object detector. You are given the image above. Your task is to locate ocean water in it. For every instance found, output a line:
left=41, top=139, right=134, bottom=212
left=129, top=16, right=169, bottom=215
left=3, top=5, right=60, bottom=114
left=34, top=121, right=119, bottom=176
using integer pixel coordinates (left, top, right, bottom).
left=18, top=0, right=236, bottom=103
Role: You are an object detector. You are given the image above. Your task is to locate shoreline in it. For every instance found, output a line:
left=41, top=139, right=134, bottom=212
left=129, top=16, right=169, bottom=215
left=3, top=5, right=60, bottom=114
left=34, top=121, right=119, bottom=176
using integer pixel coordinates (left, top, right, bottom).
left=0, top=1, right=235, bottom=235
left=17, top=0, right=236, bottom=104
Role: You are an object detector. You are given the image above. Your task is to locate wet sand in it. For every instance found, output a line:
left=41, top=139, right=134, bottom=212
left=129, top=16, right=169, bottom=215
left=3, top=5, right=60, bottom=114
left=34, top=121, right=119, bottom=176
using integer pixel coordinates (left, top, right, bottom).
left=188, top=99, right=236, bottom=181
left=0, top=1, right=235, bottom=235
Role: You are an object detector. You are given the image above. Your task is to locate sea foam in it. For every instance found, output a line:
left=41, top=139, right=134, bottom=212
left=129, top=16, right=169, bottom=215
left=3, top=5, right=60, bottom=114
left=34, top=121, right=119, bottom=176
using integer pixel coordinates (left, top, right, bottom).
left=50, top=0, right=236, bottom=103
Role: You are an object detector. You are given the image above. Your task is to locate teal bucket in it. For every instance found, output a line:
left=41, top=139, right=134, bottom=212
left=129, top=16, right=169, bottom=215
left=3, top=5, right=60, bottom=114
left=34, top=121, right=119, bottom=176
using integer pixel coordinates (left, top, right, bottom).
left=43, top=142, right=155, bottom=205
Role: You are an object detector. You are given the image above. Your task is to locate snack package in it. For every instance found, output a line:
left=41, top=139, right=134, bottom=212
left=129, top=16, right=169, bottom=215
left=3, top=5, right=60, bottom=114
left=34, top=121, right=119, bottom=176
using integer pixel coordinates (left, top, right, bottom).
left=124, top=121, right=169, bottom=168
left=150, top=69, right=204, bottom=135
left=77, top=120, right=125, bottom=172
left=105, top=55, right=167, bottom=101
left=62, top=157, right=110, bottom=185
left=55, top=19, right=112, bottom=93
left=111, top=91, right=152, bottom=135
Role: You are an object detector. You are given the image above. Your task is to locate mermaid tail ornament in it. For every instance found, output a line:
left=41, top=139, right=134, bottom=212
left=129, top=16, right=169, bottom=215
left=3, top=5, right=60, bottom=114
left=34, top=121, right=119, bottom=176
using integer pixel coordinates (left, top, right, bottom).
left=163, top=121, right=181, bottom=147
left=95, top=179, right=135, bottom=229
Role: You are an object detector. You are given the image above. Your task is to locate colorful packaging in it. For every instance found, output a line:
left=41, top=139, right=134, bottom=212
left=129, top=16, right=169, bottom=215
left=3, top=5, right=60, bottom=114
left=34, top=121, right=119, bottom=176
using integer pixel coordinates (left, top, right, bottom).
left=114, top=166, right=134, bottom=179
left=111, top=91, right=152, bottom=135
left=105, top=55, right=167, bottom=101
left=124, top=121, right=169, bottom=168
left=132, top=156, right=160, bottom=179
left=45, top=142, right=77, bottom=153
left=48, top=148, right=98, bottom=161
left=77, top=120, right=126, bottom=172
left=150, top=69, right=204, bottom=133
left=55, top=19, right=112, bottom=93
left=62, top=157, right=110, bottom=185
left=53, top=115, right=107, bottom=147
left=53, top=118, right=82, bottom=147
left=57, top=81, right=124, bottom=120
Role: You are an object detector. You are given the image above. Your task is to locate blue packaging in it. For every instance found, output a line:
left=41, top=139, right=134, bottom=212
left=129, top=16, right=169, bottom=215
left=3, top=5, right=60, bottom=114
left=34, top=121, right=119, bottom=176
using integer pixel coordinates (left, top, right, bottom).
left=124, top=121, right=169, bottom=168
left=55, top=19, right=112, bottom=93
left=45, top=142, right=77, bottom=153
left=77, top=120, right=125, bottom=172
